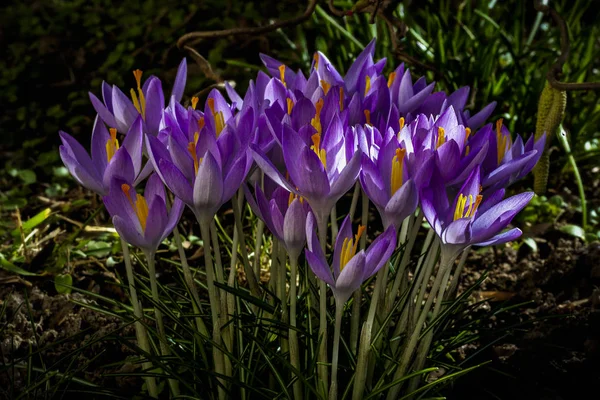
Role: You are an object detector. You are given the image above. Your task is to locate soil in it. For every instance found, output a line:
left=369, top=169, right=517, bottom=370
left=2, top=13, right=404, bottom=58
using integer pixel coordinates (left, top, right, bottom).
left=449, top=230, right=600, bottom=400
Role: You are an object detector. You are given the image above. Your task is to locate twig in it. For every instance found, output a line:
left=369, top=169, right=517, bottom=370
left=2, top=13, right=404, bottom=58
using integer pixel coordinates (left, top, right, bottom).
left=328, top=0, right=346, bottom=17
left=177, top=0, right=318, bottom=48
left=183, top=46, right=223, bottom=83
left=534, top=0, right=600, bottom=91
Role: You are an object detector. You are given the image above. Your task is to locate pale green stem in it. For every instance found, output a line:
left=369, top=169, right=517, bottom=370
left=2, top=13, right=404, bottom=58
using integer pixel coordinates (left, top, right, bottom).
left=253, top=219, right=265, bottom=277
left=143, top=250, right=179, bottom=397
left=385, top=211, right=424, bottom=314
left=172, top=227, right=209, bottom=338
left=231, top=188, right=261, bottom=297
left=288, top=254, right=303, bottom=400
left=406, top=264, right=453, bottom=394
left=331, top=205, right=339, bottom=241
left=385, top=246, right=456, bottom=400
left=350, top=190, right=370, bottom=353
left=389, top=236, right=438, bottom=366
left=316, top=211, right=330, bottom=396
left=278, top=241, right=289, bottom=357
left=329, top=301, right=344, bottom=400
left=445, top=247, right=469, bottom=301
left=270, top=239, right=279, bottom=298
left=121, top=239, right=158, bottom=398
left=211, top=220, right=232, bottom=380
left=352, top=257, right=386, bottom=400
left=198, top=219, right=226, bottom=400
left=407, top=239, right=440, bottom=340
left=348, top=182, right=361, bottom=221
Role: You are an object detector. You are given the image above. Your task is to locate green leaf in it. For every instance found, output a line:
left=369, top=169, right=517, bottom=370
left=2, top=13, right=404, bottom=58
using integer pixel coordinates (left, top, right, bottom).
left=560, top=224, right=586, bottom=240
left=11, top=208, right=51, bottom=237
left=522, top=237, right=538, bottom=252
left=18, top=169, right=37, bottom=185
left=55, top=274, right=73, bottom=294
left=0, top=253, right=41, bottom=276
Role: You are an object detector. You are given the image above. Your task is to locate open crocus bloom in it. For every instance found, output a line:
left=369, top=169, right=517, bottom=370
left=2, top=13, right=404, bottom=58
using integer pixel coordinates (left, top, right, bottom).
left=90, top=58, right=187, bottom=135
left=59, top=115, right=144, bottom=195
left=146, top=97, right=253, bottom=223
left=305, top=213, right=396, bottom=304
left=251, top=114, right=361, bottom=225
left=421, top=165, right=534, bottom=260
left=103, top=174, right=184, bottom=255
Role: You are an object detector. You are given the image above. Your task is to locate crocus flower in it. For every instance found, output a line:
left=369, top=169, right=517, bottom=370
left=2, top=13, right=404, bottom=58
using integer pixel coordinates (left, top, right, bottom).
left=103, top=174, right=184, bottom=255
left=244, top=183, right=310, bottom=260
left=251, top=112, right=362, bottom=227
left=146, top=93, right=253, bottom=223
left=468, top=119, right=545, bottom=192
left=90, top=58, right=187, bottom=135
left=304, top=213, right=396, bottom=304
left=421, top=165, right=534, bottom=261
left=59, top=115, right=144, bottom=195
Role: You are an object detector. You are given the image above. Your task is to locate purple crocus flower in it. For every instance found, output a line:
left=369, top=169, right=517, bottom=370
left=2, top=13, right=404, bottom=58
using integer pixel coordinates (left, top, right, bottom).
left=468, top=119, right=545, bottom=192
left=146, top=98, right=253, bottom=223
left=59, top=115, right=144, bottom=195
left=421, top=165, right=534, bottom=260
left=90, top=58, right=187, bottom=135
left=250, top=115, right=362, bottom=227
left=358, top=125, right=428, bottom=231
left=103, top=173, right=184, bottom=255
left=245, top=183, right=310, bottom=259
left=304, top=213, right=396, bottom=304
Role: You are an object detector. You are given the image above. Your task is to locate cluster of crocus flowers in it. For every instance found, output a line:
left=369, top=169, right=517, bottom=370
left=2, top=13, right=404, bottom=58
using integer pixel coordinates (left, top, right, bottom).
left=58, top=39, right=545, bottom=400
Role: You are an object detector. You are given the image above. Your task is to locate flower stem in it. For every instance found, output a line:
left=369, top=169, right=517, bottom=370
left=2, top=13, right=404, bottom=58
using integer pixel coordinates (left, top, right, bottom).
left=143, top=251, right=180, bottom=397
left=385, top=245, right=456, bottom=400
left=316, top=212, right=330, bottom=396
left=231, top=188, right=261, bottom=297
left=211, top=220, right=233, bottom=380
left=329, top=301, right=344, bottom=400
left=198, top=219, right=226, bottom=400
left=172, top=227, right=209, bottom=338
left=350, top=190, right=370, bottom=353
left=289, top=254, right=303, bottom=400
left=121, top=239, right=158, bottom=399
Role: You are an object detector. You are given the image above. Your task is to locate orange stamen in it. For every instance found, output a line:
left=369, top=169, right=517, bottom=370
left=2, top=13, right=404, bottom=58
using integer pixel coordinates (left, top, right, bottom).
left=364, top=109, right=371, bottom=126
left=387, top=72, right=396, bottom=88
left=191, top=96, right=199, bottom=110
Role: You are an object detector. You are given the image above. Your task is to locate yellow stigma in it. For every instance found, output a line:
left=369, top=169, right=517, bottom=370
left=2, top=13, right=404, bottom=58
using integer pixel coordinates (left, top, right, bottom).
left=106, top=128, right=120, bottom=162
left=436, top=127, right=446, bottom=148
left=187, top=141, right=200, bottom=175
left=364, top=109, right=371, bottom=126
left=320, top=79, right=331, bottom=95
left=130, top=69, right=146, bottom=119
left=465, top=145, right=470, bottom=156
left=311, top=133, right=327, bottom=168
left=399, top=117, right=405, bottom=130
left=287, top=98, right=294, bottom=115
left=364, top=76, right=371, bottom=97
left=288, top=191, right=304, bottom=206
left=339, top=87, right=344, bottom=111
left=208, top=98, right=225, bottom=136
left=121, top=183, right=149, bottom=232
left=279, top=65, right=287, bottom=87
left=496, top=118, right=511, bottom=164
left=311, top=98, right=324, bottom=135
left=387, top=72, right=396, bottom=88
left=313, top=53, right=319, bottom=70
left=453, top=193, right=483, bottom=221
left=191, top=96, right=199, bottom=110
left=198, top=117, right=205, bottom=131
left=465, top=127, right=472, bottom=141
left=390, top=148, right=406, bottom=195
left=340, top=225, right=366, bottom=271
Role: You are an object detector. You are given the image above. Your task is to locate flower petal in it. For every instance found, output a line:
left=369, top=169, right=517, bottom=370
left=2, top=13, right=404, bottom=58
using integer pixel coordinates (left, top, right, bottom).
left=171, top=58, right=187, bottom=102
